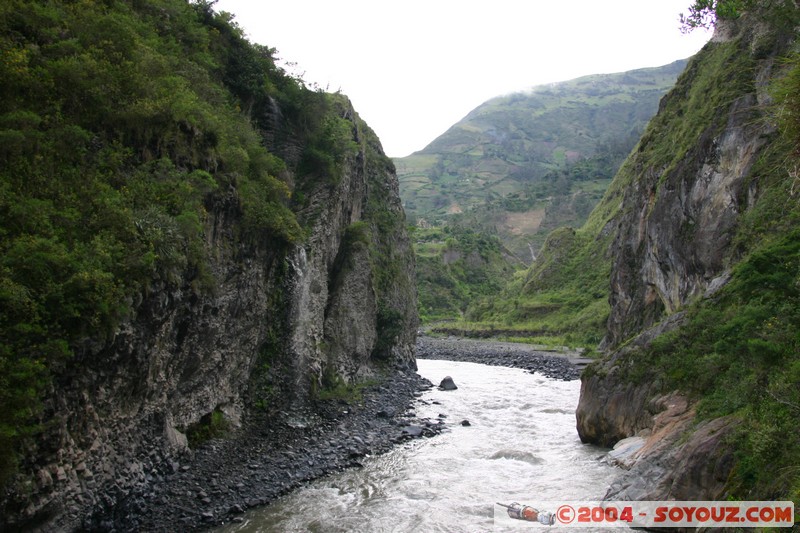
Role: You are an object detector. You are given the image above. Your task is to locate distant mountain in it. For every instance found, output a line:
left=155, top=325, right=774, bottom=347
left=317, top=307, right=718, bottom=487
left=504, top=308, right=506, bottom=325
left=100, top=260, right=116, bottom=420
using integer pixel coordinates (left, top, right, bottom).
left=395, top=60, right=688, bottom=261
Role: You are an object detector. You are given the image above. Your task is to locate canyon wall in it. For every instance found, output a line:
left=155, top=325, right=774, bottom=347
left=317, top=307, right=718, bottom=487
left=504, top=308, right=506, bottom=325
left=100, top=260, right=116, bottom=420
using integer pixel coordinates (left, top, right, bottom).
left=1, top=91, right=416, bottom=533
left=577, top=8, right=797, bottom=502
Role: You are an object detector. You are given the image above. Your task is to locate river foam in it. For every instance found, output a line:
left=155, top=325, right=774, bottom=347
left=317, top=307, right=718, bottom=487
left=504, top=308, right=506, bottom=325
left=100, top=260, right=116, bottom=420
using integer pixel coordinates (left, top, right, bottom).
left=216, top=360, right=616, bottom=532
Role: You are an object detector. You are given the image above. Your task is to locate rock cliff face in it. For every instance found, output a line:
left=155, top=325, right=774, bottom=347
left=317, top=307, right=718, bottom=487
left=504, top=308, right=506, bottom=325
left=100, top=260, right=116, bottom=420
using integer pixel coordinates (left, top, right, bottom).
left=577, top=10, right=794, bottom=501
left=600, top=393, right=736, bottom=502
left=603, top=19, right=780, bottom=349
left=284, top=111, right=417, bottom=404
left=1, top=98, right=416, bottom=530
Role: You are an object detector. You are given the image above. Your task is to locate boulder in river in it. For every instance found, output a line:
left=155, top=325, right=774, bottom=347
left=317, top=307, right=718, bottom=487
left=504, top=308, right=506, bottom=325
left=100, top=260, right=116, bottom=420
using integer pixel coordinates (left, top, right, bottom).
left=438, top=376, right=458, bottom=391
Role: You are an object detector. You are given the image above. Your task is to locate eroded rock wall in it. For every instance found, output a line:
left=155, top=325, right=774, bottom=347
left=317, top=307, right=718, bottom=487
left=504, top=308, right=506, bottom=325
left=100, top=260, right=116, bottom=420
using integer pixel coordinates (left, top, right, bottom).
left=578, top=11, right=793, bottom=501
left=603, top=23, right=779, bottom=349
left=1, top=99, right=416, bottom=531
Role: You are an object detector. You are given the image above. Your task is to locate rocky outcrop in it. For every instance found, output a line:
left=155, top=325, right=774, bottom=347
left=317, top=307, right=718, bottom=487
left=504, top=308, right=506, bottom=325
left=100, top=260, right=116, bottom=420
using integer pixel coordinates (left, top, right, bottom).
left=0, top=99, right=416, bottom=530
left=438, top=376, right=458, bottom=391
left=601, top=11, right=793, bottom=349
left=285, top=110, right=417, bottom=402
left=578, top=8, right=794, bottom=503
left=577, top=312, right=687, bottom=446
left=579, top=343, right=738, bottom=502
left=602, top=394, right=736, bottom=501
left=579, top=321, right=738, bottom=500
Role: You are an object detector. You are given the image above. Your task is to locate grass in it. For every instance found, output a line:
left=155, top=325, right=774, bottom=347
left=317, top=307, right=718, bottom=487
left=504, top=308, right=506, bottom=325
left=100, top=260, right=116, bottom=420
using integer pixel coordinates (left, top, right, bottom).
left=316, top=375, right=379, bottom=404
left=186, top=410, right=230, bottom=449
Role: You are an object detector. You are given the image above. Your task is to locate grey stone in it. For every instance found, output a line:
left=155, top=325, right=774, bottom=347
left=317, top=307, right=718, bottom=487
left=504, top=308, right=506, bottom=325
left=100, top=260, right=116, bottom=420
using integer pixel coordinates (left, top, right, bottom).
left=438, top=376, right=458, bottom=390
left=402, top=425, right=424, bottom=437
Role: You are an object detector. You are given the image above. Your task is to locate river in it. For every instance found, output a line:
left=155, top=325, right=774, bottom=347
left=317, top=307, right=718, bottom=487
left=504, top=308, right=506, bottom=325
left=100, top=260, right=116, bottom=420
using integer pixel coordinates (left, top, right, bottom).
left=215, top=359, right=618, bottom=532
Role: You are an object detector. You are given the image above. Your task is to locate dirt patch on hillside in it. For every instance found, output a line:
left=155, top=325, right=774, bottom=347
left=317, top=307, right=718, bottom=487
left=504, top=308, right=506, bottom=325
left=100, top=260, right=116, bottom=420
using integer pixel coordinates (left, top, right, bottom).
left=503, top=209, right=546, bottom=235
left=447, top=202, right=463, bottom=214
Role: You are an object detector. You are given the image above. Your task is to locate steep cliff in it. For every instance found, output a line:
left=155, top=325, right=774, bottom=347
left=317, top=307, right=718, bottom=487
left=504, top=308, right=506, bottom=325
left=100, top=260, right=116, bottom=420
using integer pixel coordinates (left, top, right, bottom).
left=603, top=26, right=774, bottom=349
left=0, top=1, right=415, bottom=529
left=284, top=103, right=417, bottom=402
left=577, top=3, right=800, bottom=505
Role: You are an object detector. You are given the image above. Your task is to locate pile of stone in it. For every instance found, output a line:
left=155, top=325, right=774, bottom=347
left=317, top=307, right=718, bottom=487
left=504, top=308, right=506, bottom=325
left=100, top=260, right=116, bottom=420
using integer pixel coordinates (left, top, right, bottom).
left=417, top=336, right=582, bottom=380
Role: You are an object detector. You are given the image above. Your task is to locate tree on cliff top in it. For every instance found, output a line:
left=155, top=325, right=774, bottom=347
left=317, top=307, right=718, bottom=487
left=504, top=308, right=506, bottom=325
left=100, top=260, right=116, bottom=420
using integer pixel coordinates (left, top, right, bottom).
left=680, top=0, right=749, bottom=31
left=681, top=0, right=799, bottom=31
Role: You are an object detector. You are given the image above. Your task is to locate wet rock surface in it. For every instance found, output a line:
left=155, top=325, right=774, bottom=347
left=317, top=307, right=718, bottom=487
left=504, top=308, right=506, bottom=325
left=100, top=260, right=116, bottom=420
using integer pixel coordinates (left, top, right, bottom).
left=437, top=376, right=458, bottom=390
left=89, top=369, right=443, bottom=532
left=417, top=335, right=583, bottom=381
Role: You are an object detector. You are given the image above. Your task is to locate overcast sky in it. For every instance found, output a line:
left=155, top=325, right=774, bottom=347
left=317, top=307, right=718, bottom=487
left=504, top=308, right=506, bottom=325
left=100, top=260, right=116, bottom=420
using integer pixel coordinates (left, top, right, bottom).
left=213, top=1, right=712, bottom=158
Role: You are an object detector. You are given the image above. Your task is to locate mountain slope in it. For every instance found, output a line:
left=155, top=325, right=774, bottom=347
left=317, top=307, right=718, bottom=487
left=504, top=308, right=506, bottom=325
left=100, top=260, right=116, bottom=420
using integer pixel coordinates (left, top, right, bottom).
left=414, top=225, right=521, bottom=322
left=574, top=3, right=800, bottom=506
left=0, top=1, right=415, bottom=529
left=396, top=60, right=687, bottom=260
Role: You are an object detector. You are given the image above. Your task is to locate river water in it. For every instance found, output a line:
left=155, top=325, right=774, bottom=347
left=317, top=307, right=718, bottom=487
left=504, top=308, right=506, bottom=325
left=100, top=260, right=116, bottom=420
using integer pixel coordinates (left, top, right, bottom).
left=216, top=359, right=618, bottom=532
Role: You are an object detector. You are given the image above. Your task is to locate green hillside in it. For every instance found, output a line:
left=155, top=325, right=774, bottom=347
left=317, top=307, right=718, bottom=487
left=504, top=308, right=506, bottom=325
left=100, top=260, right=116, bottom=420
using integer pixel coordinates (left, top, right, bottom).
left=396, top=61, right=687, bottom=260
left=414, top=225, right=520, bottom=322
left=0, top=0, right=404, bottom=484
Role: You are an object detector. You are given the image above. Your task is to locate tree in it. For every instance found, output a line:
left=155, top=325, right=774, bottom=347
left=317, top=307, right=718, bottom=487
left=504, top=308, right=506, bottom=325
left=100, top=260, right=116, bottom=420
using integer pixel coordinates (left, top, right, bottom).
left=679, top=0, right=750, bottom=32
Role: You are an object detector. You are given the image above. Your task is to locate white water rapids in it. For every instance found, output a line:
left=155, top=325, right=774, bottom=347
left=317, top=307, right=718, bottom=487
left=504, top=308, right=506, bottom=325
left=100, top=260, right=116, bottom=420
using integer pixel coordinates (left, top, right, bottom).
left=216, top=359, right=618, bottom=532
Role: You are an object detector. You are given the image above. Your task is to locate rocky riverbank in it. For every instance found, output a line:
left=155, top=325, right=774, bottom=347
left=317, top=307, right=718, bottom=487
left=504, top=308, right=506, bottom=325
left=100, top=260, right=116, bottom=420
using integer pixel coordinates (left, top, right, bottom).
left=87, top=336, right=587, bottom=531
left=417, top=335, right=584, bottom=380
left=85, top=367, right=442, bottom=532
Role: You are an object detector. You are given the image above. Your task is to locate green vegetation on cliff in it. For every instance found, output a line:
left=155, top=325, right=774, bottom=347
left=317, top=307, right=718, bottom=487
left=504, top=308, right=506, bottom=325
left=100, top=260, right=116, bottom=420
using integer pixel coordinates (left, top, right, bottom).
left=591, top=0, right=800, bottom=505
left=0, top=0, right=376, bottom=482
left=414, top=225, right=519, bottom=322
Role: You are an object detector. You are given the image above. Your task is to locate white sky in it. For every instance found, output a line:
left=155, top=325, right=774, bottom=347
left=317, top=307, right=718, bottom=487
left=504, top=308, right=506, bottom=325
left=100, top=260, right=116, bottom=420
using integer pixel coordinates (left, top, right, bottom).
left=213, top=1, right=712, bottom=158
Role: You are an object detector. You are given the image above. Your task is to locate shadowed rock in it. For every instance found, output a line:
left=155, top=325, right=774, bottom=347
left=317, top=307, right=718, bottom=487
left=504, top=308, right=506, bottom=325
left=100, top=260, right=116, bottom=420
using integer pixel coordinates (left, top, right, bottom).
left=438, top=376, right=458, bottom=390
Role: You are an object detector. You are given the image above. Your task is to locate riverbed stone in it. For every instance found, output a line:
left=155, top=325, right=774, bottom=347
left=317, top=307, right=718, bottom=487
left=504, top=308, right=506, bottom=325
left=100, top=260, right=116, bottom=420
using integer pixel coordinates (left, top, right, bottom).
left=402, top=425, right=424, bottom=437
left=438, top=376, right=458, bottom=390
left=92, top=368, right=443, bottom=531
left=418, top=336, right=582, bottom=381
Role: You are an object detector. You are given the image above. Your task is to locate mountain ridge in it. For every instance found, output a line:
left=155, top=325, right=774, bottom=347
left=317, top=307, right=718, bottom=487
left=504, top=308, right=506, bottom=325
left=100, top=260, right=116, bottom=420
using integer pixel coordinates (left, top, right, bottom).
left=396, top=59, right=688, bottom=261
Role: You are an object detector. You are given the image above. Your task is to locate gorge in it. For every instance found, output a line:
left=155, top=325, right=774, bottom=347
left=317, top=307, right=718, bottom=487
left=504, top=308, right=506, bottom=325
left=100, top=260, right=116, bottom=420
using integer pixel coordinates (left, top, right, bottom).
left=1, top=0, right=800, bottom=531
